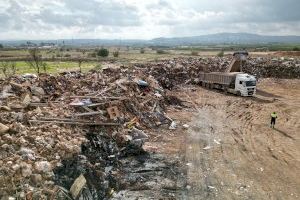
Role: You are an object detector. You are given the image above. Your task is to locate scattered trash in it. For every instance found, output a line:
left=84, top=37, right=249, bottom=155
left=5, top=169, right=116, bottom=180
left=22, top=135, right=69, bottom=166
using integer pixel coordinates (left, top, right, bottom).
left=69, top=98, right=92, bottom=106
left=137, top=80, right=149, bottom=87
left=22, top=73, right=37, bottom=79
left=203, top=146, right=212, bottom=150
left=0, top=123, right=9, bottom=133
left=69, top=174, right=87, bottom=199
left=208, top=185, right=216, bottom=190
left=107, top=106, right=121, bottom=119
left=214, top=139, right=221, bottom=145
left=183, top=124, right=189, bottom=129
left=169, top=121, right=177, bottom=130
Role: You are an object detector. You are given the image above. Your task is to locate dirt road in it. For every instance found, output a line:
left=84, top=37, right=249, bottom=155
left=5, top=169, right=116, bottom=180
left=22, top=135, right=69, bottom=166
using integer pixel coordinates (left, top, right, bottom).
left=183, top=79, right=300, bottom=200
left=111, top=79, right=300, bottom=199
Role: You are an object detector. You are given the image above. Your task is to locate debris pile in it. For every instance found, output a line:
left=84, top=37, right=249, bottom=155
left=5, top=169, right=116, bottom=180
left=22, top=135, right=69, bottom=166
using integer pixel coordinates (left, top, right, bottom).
left=0, top=55, right=298, bottom=198
left=0, top=69, right=177, bottom=199
left=243, top=57, right=300, bottom=79
left=136, top=57, right=300, bottom=89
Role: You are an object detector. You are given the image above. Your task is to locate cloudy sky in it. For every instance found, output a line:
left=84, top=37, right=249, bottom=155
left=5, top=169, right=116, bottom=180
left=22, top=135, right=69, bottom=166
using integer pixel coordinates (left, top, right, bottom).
left=0, top=0, right=299, bottom=40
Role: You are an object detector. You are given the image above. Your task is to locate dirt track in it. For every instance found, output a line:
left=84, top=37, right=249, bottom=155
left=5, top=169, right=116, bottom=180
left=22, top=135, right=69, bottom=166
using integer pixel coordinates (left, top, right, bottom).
left=181, top=79, right=300, bottom=200
left=109, top=79, right=299, bottom=199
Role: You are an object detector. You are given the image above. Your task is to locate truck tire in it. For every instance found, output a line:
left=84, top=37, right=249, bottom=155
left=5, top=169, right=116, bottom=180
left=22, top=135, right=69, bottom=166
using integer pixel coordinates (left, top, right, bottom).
left=201, top=82, right=205, bottom=87
left=224, top=87, right=228, bottom=94
left=237, top=91, right=241, bottom=96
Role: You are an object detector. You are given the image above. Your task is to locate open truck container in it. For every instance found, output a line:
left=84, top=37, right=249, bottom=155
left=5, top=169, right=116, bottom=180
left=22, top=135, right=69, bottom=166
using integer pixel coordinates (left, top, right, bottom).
left=199, top=72, right=256, bottom=96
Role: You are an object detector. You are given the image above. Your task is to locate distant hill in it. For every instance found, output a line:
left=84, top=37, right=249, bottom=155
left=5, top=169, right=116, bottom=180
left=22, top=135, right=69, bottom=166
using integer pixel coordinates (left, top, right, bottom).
left=1, top=33, right=300, bottom=47
left=150, top=33, right=300, bottom=46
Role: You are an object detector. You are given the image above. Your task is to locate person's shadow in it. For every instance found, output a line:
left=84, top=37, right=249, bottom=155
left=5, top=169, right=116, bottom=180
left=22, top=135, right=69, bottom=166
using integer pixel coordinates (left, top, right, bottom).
left=274, top=128, right=295, bottom=140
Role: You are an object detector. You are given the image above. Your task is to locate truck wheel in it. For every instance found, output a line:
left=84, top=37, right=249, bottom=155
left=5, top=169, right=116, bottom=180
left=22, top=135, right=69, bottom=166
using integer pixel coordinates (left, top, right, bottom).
left=237, top=91, right=241, bottom=96
left=202, top=82, right=205, bottom=87
left=224, top=88, right=228, bottom=94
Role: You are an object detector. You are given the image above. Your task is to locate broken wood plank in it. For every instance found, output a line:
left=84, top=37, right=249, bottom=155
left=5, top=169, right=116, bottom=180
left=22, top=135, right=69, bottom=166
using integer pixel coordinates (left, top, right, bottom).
left=29, top=102, right=60, bottom=107
left=82, top=106, right=94, bottom=112
left=69, top=96, right=125, bottom=100
left=39, top=117, right=89, bottom=122
left=74, top=111, right=105, bottom=117
left=86, top=100, right=122, bottom=107
left=29, top=120, right=120, bottom=126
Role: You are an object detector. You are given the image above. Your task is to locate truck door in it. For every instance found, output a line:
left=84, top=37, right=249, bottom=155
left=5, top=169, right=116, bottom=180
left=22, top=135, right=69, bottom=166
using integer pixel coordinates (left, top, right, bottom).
left=235, top=78, right=244, bottom=95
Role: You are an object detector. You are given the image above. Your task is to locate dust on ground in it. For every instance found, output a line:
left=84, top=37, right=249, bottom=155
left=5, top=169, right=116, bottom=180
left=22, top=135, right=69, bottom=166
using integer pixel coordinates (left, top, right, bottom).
left=147, top=79, right=300, bottom=200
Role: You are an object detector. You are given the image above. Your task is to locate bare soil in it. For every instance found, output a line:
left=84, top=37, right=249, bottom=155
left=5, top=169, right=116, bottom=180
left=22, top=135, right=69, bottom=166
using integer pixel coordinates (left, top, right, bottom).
left=142, top=79, right=300, bottom=199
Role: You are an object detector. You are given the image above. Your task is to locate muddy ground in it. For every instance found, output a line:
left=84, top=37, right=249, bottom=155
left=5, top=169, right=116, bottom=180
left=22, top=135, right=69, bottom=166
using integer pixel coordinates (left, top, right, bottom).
left=116, top=78, right=300, bottom=199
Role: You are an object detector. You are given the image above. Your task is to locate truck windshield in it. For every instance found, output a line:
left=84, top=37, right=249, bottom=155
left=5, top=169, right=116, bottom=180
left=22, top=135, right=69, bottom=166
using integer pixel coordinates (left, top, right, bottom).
left=246, top=81, right=256, bottom=87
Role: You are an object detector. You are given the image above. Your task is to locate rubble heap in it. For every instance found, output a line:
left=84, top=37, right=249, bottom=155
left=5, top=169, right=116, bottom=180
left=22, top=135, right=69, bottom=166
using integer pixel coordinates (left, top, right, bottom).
left=0, top=55, right=299, bottom=199
left=0, top=68, right=175, bottom=199
left=136, top=57, right=300, bottom=89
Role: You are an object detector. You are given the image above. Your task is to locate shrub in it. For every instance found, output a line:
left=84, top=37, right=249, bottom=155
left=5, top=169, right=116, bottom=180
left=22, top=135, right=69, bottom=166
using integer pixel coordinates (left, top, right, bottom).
left=94, top=64, right=102, bottom=70
left=64, top=54, right=71, bottom=57
left=140, top=48, right=145, bottom=54
left=293, top=47, right=300, bottom=51
left=0, top=44, right=3, bottom=49
left=191, top=51, right=199, bottom=56
left=89, top=52, right=97, bottom=58
left=113, top=51, right=119, bottom=57
left=97, top=48, right=109, bottom=57
left=156, top=49, right=166, bottom=54
left=217, top=50, right=224, bottom=57
left=0, top=62, right=16, bottom=77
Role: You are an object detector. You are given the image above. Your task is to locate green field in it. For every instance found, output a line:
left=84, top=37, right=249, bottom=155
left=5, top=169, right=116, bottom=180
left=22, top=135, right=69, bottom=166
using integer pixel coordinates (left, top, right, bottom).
left=1, top=44, right=299, bottom=76
left=0, top=61, right=99, bottom=76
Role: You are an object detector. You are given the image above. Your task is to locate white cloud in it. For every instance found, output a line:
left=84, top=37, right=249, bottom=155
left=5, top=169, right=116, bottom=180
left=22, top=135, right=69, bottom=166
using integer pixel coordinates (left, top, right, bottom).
left=0, top=0, right=299, bottom=40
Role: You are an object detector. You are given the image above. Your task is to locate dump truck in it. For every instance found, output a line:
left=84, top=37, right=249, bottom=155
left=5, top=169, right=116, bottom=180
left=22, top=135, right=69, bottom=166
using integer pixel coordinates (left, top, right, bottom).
left=199, top=51, right=256, bottom=96
left=199, top=72, right=256, bottom=96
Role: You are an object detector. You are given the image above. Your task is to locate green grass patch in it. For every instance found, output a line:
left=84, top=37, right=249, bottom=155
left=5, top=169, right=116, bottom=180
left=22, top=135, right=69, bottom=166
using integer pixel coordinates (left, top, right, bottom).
left=13, top=61, right=98, bottom=74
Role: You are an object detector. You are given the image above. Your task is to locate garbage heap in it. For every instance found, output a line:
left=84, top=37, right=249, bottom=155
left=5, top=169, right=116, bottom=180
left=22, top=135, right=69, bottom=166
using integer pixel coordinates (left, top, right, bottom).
left=137, top=57, right=300, bottom=89
left=243, top=57, right=300, bottom=79
left=0, top=55, right=299, bottom=198
left=0, top=68, right=176, bottom=199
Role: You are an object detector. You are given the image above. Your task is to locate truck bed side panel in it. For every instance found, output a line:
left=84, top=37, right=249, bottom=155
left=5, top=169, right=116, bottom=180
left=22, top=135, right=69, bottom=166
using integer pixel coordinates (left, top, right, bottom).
left=199, top=73, right=236, bottom=85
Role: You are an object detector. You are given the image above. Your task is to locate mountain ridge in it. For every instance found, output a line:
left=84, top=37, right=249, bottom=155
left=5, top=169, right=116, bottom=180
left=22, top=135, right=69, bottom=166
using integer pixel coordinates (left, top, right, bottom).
left=1, top=33, right=300, bottom=46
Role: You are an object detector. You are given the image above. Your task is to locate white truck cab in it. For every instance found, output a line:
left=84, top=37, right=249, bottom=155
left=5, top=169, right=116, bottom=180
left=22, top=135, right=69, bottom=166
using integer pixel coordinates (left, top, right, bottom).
left=235, top=73, right=256, bottom=96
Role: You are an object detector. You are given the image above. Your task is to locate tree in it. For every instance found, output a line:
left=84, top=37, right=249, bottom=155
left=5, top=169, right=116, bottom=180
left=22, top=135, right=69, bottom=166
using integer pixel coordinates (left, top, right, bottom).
left=78, top=59, right=83, bottom=73
left=42, top=63, right=48, bottom=73
left=0, top=62, right=16, bottom=77
left=26, top=48, right=45, bottom=74
left=217, top=50, right=224, bottom=57
left=0, top=44, right=3, bottom=49
left=97, top=48, right=109, bottom=57
left=140, top=48, right=145, bottom=54
left=113, top=51, right=119, bottom=57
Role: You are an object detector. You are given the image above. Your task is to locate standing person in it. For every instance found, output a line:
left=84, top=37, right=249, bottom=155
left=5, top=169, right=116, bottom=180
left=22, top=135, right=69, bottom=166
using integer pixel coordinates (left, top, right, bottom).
left=270, top=112, right=278, bottom=128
